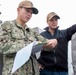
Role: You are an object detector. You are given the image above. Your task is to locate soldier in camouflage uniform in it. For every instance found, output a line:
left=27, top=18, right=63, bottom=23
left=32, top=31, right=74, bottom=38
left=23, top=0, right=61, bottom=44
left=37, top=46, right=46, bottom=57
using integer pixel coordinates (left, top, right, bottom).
left=0, top=0, right=58, bottom=75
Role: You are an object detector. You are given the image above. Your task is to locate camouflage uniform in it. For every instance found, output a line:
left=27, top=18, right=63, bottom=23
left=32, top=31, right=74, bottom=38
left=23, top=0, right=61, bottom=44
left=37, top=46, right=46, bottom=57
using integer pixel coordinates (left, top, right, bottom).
left=0, top=20, right=47, bottom=75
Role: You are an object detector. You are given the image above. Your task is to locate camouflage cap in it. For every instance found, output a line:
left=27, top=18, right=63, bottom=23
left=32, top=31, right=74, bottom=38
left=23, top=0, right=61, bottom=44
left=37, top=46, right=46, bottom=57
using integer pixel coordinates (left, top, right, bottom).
left=18, top=0, right=38, bottom=14
left=47, top=12, right=60, bottom=21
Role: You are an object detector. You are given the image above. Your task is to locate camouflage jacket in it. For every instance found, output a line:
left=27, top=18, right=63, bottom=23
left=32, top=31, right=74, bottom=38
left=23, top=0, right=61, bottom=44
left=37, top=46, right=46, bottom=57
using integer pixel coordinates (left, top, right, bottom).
left=0, top=20, right=47, bottom=75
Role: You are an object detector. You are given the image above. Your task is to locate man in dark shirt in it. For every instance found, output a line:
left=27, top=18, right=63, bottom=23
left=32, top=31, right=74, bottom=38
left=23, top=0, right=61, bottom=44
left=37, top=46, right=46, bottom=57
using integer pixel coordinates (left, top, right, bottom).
left=38, top=12, right=76, bottom=75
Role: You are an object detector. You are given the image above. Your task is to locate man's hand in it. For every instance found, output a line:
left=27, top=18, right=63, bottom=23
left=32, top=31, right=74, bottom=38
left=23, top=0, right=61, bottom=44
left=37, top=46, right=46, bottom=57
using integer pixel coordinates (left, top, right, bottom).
left=43, top=39, right=57, bottom=48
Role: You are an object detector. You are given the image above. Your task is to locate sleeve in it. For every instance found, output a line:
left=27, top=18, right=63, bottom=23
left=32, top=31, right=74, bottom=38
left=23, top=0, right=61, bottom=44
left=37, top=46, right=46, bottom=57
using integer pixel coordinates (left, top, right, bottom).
left=32, top=30, right=48, bottom=44
left=32, top=30, right=56, bottom=52
left=66, top=24, right=76, bottom=41
left=0, top=21, right=13, bottom=55
left=0, top=21, right=23, bottom=56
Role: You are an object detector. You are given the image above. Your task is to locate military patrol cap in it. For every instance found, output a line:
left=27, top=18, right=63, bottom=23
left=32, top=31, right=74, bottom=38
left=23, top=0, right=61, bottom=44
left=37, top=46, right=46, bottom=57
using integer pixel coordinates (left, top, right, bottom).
left=18, top=0, right=38, bottom=14
left=47, top=12, right=60, bottom=21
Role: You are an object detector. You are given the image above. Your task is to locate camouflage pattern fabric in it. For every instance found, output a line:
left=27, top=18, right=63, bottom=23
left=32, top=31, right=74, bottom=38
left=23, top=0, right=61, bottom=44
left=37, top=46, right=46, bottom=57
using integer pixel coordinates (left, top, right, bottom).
left=0, top=20, right=47, bottom=75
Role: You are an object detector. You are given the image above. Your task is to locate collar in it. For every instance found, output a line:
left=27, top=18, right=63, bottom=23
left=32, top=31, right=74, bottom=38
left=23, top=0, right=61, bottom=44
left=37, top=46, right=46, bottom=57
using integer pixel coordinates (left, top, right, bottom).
left=44, top=26, right=59, bottom=32
left=13, top=20, right=30, bottom=32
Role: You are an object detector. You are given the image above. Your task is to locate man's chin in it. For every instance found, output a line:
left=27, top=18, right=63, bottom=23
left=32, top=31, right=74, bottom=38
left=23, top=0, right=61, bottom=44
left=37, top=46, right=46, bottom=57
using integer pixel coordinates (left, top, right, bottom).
left=52, top=27, right=57, bottom=30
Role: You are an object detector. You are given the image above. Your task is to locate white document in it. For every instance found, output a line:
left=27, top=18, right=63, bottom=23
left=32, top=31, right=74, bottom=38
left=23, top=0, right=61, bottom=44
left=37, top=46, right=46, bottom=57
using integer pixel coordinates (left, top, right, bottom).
left=12, top=41, right=46, bottom=74
left=32, top=43, right=46, bottom=54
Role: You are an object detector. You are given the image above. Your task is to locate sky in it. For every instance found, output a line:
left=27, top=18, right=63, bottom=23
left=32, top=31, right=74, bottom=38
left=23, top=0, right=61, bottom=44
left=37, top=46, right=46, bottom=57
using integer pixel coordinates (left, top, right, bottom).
left=0, top=0, right=76, bottom=30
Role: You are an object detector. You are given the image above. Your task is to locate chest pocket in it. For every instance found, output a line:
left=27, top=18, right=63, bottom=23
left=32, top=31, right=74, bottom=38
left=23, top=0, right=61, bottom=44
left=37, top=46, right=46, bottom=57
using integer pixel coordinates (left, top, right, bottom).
left=11, top=27, right=25, bottom=40
left=10, top=23, right=36, bottom=43
left=26, top=29, right=36, bottom=42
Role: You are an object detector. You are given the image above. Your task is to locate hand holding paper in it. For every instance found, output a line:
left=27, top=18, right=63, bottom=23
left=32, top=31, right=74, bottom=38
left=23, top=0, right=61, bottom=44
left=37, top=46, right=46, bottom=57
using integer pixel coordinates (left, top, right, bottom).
left=43, top=39, right=57, bottom=48
left=11, top=39, right=57, bottom=74
left=12, top=41, right=46, bottom=74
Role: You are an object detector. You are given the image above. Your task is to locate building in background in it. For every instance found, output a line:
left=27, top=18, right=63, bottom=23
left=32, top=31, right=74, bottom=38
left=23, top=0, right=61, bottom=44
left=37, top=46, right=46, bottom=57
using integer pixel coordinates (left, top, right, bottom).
left=33, top=27, right=43, bottom=34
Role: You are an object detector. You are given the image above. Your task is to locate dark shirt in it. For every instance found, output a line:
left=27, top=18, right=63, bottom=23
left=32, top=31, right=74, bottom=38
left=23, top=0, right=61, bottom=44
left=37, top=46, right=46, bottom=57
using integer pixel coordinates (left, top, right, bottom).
left=38, top=25, right=76, bottom=72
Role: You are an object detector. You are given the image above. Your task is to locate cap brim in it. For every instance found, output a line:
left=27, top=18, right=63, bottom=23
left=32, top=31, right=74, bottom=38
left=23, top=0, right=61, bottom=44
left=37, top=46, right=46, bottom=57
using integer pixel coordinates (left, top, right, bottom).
left=53, top=15, right=60, bottom=19
left=48, top=15, right=60, bottom=21
left=32, top=7, right=38, bottom=14
left=25, top=7, right=38, bottom=14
